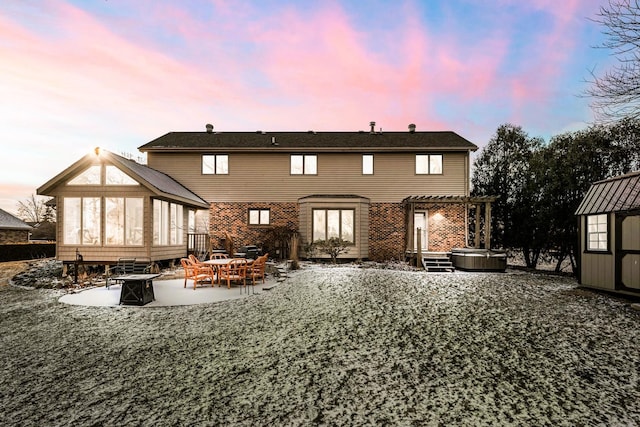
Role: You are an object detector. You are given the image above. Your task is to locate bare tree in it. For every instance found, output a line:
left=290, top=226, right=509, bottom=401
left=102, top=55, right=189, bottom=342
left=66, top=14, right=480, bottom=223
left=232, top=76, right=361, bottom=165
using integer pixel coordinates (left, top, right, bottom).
left=587, top=0, right=640, bottom=122
left=16, top=195, right=55, bottom=223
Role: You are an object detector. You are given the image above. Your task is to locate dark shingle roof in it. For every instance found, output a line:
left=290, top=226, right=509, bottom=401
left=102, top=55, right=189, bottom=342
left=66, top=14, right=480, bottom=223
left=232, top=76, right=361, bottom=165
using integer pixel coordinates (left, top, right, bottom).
left=575, top=171, right=640, bottom=215
left=138, top=131, right=477, bottom=152
left=106, top=153, right=209, bottom=207
left=38, top=151, right=209, bottom=208
left=0, top=208, right=32, bottom=231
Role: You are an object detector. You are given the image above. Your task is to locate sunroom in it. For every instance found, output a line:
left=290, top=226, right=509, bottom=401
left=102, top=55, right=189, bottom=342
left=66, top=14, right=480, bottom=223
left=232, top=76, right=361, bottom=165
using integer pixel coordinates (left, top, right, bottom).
left=37, top=148, right=209, bottom=267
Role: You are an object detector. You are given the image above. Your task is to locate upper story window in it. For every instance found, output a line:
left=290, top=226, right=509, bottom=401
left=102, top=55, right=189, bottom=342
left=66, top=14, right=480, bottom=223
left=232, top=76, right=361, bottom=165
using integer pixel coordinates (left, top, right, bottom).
left=587, top=214, right=608, bottom=251
left=202, top=154, right=229, bottom=175
left=362, top=154, right=374, bottom=175
left=291, top=155, right=317, bottom=175
left=249, top=208, right=270, bottom=225
left=415, top=154, right=443, bottom=175
left=68, top=165, right=101, bottom=185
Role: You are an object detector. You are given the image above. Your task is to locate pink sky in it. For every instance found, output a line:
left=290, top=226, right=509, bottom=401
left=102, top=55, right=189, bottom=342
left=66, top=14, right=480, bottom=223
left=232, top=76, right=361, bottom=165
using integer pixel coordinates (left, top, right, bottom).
left=0, top=0, right=612, bottom=214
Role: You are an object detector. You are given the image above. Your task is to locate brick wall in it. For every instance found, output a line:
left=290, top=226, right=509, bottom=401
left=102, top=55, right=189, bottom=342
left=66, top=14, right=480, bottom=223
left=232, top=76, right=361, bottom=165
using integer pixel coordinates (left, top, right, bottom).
left=209, top=202, right=298, bottom=252
left=210, top=201, right=467, bottom=261
left=0, top=229, right=30, bottom=244
left=369, top=203, right=405, bottom=261
left=416, top=203, right=467, bottom=251
left=369, top=202, right=467, bottom=261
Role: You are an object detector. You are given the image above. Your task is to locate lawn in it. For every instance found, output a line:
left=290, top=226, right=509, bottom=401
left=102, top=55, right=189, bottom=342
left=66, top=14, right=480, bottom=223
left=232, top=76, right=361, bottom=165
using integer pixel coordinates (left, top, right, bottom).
left=1, top=266, right=639, bottom=426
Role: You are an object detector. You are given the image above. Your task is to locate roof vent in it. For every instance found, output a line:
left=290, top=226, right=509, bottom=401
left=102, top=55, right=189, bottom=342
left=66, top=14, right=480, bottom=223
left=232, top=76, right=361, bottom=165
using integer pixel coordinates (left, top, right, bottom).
left=271, top=136, right=278, bottom=146
left=205, top=124, right=214, bottom=133
left=369, top=121, right=376, bottom=134
left=408, top=123, right=416, bottom=133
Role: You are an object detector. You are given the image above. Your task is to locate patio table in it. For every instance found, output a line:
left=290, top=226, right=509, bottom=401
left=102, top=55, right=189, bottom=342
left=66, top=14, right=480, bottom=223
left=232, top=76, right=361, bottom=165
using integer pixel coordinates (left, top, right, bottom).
left=203, top=258, right=232, bottom=285
left=118, top=273, right=160, bottom=305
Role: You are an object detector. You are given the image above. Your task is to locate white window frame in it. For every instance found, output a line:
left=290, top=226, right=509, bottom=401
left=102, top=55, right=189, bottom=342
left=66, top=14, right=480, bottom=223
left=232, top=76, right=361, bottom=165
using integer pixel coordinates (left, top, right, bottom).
left=105, top=166, right=138, bottom=185
left=586, top=214, right=608, bottom=251
left=68, top=165, right=101, bottom=185
left=416, top=154, right=443, bottom=175
left=63, top=197, right=101, bottom=245
left=312, top=208, right=355, bottom=244
left=154, top=200, right=184, bottom=246
left=249, top=208, right=270, bottom=225
left=291, top=154, right=317, bottom=175
left=105, top=197, right=143, bottom=246
left=202, top=154, right=229, bottom=175
left=362, top=154, right=374, bottom=175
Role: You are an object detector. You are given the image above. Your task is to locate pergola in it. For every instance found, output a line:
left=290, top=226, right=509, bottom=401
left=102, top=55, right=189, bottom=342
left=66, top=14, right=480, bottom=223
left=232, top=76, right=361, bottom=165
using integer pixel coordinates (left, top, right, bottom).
left=402, top=195, right=498, bottom=252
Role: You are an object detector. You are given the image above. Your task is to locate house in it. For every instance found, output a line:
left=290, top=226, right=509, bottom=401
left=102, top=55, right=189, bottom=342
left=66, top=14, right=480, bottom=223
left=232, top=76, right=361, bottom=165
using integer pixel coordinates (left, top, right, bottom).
left=0, top=208, right=32, bottom=244
left=575, top=171, right=640, bottom=296
left=37, top=122, right=493, bottom=266
left=37, top=148, right=209, bottom=266
left=138, top=122, right=489, bottom=262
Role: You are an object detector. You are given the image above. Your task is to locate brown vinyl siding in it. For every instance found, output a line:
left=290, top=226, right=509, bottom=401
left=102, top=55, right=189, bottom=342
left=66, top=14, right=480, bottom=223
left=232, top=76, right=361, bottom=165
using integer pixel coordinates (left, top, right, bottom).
left=147, top=151, right=470, bottom=203
left=621, top=215, right=640, bottom=289
left=50, top=184, right=189, bottom=263
left=298, top=196, right=369, bottom=259
left=579, top=214, right=615, bottom=290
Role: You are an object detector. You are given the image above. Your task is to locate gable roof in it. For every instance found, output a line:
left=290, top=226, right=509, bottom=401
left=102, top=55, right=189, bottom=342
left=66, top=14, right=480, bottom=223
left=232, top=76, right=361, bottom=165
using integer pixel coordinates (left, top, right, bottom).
left=138, top=130, right=478, bottom=153
left=37, top=150, right=209, bottom=208
left=575, top=171, right=640, bottom=215
left=0, top=208, right=32, bottom=231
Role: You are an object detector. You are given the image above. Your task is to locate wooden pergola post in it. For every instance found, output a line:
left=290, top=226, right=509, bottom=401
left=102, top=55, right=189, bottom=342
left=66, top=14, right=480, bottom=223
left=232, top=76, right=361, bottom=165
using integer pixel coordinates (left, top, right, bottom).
left=416, top=228, right=422, bottom=268
left=474, top=203, right=481, bottom=249
left=484, top=201, right=492, bottom=249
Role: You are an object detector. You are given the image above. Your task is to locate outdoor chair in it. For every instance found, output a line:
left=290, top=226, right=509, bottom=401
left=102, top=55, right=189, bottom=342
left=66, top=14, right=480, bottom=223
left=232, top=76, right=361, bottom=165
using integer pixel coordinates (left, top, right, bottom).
left=181, top=258, right=214, bottom=290
left=209, top=253, right=229, bottom=260
left=106, top=257, right=152, bottom=289
left=218, top=258, right=247, bottom=289
left=189, top=254, right=216, bottom=283
left=247, top=253, right=268, bottom=286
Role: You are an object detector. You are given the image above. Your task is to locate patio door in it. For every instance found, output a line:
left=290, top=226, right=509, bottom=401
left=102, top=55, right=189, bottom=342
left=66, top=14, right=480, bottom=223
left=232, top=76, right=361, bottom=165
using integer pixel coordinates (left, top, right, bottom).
left=414, top=211, right=428, bottom=250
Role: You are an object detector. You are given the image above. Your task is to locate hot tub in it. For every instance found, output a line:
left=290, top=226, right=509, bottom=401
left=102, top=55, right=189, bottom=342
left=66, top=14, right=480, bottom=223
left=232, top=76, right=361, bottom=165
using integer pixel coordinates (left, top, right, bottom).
left=450, top=248, right=507, bottom=272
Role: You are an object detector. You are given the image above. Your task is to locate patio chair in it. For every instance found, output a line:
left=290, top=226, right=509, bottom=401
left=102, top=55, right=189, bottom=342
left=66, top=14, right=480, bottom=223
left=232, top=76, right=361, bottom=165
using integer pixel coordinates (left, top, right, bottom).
left=189, top=254, right=216, bottom=278
left=210, top=253, right=229, bottom=260
left=181, top=258, right=214, bottom=290
left=218, top=258, right=247, bottom=289
left=247, top=253, right=268, bottom=286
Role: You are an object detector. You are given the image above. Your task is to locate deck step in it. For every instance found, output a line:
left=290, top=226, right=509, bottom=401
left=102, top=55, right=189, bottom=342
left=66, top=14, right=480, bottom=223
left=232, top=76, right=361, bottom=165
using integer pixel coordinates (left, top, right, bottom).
left=422, top=255, right=455, bottom=272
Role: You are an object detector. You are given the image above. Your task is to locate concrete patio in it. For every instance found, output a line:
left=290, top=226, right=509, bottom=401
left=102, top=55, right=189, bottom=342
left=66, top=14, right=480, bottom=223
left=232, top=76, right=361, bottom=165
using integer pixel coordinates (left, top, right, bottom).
left=59, top=277, right=279, bottom=307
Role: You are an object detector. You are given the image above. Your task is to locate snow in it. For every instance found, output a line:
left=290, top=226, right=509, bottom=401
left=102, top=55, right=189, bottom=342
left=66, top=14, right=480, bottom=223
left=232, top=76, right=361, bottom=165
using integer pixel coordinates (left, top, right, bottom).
left=1, top=265, right=639, bottom=426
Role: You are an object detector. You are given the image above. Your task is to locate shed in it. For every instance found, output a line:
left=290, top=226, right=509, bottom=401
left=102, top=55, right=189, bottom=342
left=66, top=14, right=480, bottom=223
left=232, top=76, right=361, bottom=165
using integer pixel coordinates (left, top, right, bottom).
left=575, top=171, right=640, bottom=296
left=0, top=208, right=33, bottom=243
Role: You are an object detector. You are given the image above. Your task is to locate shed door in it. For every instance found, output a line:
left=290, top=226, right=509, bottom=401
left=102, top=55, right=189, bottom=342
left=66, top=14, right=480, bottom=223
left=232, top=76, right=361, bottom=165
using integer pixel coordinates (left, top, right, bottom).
left=414, top=211, right=428, bottom=250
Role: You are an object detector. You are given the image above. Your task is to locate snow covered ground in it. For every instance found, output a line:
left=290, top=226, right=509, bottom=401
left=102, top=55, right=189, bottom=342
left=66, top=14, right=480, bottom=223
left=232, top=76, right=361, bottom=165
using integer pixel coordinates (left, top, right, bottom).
left=1, top=265, right=639, bottom=426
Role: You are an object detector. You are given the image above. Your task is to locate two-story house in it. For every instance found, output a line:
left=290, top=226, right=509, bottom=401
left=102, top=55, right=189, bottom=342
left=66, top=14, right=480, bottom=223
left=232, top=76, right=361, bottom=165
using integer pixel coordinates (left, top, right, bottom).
left=38, top=122, right=488, bottom=267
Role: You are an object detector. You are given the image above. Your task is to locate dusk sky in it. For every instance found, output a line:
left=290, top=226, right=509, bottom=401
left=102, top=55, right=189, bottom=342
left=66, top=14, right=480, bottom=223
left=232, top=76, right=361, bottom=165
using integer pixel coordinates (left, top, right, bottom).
left=0, top=0, right=614, bottom=214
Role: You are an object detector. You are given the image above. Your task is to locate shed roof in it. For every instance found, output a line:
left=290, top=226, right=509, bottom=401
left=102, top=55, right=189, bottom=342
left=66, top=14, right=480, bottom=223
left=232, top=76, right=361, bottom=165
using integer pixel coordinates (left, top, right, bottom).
left=0, top=208, right=32, bottom=231
left=575, top=171, right=640, bottom=215
left=138, top=131, right=478, bottom=153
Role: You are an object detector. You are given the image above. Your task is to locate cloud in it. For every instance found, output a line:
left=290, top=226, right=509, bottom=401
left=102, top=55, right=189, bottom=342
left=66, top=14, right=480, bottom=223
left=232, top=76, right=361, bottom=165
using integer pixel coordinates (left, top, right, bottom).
left=0, top=0, right=609, bottom=209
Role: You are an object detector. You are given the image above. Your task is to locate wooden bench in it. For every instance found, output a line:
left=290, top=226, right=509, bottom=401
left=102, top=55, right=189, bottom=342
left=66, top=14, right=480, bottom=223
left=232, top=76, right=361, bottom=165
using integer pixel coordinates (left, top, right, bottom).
left=106, top=257, right=153, bottom=288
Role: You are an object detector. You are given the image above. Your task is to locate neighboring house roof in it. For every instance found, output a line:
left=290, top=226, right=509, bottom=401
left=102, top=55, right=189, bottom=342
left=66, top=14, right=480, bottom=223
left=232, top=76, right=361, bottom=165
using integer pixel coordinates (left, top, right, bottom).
left=575, top=171, right=640, bottom=215
left=138, top=130, right=478, bottom=153
left=0, top=208, right=32, bottom=231
left=37, top=150, right=209, bottom=208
